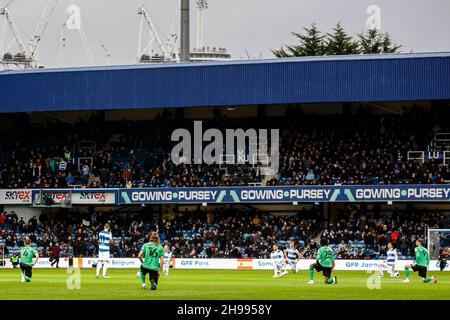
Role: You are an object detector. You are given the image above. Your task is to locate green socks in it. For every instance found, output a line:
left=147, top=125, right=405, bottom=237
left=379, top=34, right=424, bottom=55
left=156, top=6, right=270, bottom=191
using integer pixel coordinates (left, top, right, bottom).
left=140, top=272, right=146, bottom=285
left=424, top=277, right=432, bottom=283
left=309, top=268, right=314, bottom=280
left=308, top=268, right=333, bottom=284
left=404, top=268, right=410, bottom=280
left=22, top=271, right=31, bottom=282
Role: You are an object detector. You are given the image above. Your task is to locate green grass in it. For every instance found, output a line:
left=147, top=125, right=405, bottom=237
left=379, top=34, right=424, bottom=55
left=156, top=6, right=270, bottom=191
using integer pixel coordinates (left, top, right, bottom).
left=0, top=268, right=449, bottom=300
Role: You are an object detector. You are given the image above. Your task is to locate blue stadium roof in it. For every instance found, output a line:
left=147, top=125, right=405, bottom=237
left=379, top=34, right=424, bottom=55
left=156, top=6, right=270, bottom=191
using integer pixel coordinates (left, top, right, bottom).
left=0, top=52, right=449, bottom=113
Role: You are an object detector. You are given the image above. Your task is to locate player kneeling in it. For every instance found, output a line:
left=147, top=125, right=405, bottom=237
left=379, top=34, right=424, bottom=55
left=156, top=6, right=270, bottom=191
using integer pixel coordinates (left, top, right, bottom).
left=271, top=244, right=287, bottom=278
left=378, top=242, right=399, bottom=278
left=138, top=232, right=165, bottom=290
left=403, top=240, right=436, bottom=284
left=284, top=241, right=301, bottom=274
left=308, top=238, right=337, bottom=285
left=20, top=238, right=39, bottom=283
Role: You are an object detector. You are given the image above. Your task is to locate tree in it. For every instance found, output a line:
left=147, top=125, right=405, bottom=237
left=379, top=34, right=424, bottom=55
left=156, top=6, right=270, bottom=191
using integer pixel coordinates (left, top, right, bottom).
left=273, top=23, right=401, bottom=58
left=358, top=29, right=401, bottom=54
left=323, top=23, right=359, bottom=55
left=273, top=24, right=325, bottom=57
left=357, top=29, right=382, bottom=54
left=272, top=47, right=290, bottom=58
left=381, top=32, right=401, bottom=53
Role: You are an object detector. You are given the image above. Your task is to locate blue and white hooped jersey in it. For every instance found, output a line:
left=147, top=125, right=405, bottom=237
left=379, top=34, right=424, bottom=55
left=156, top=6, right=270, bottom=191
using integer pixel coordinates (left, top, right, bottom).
left=286, top=248, right=299, bottom=261
left=386, top=249, right=398, bottom=266
left=271, top=249, right=284, bottom=263
left=164, top=251, right=173, bottom=263
left=98, top=230, right=112, bottom=253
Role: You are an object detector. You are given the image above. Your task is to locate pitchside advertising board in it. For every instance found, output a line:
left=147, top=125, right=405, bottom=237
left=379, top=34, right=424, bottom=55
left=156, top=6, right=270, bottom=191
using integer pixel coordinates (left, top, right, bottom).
left=1, top=185, right=450, bottom=205
left=1, top=258, right=447, bottom=271
left=174, top=258, right=447, bottom=271
left=0, top=189, right=116, bottom=205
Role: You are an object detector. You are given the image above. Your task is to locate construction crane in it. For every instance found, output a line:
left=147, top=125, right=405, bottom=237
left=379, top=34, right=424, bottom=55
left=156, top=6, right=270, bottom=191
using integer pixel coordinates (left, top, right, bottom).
left=80, top=12, right=111, bottom=66
left=166, top=0, right=181, bottom=61
left=190, top=0, right=231, bottom=62
left=52, top=5, right=111, bottom=68
left=0, top=0, right=59, bottom=68
left=78, top=22, right=95, bottom=66
left=137, top=0, right=231, bottom=65
left=0, top=4, right=30, bottom=67
left=137, top=4, right=170, bottom=63
left=196, top=0, right=207, bottom=49
left=29, top=0, right=59, bottom=61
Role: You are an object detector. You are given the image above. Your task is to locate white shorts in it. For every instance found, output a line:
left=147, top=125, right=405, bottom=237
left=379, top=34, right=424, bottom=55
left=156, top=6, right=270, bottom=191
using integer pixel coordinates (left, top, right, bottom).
left=274, top=260, right=285, bottom=267
left=287, top=259, right=296, bottom=264
left=98, top=251, right=110, bottom=262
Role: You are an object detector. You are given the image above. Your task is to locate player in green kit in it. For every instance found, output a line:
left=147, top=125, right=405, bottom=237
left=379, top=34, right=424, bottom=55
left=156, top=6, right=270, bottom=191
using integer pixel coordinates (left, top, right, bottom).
left=138, top=231, right=164, bottom=290
left=403, top=239, right=437, bottom=283
left=307, top=238, right=337, bottom=285
left=19, top=238, right=39, bottom=283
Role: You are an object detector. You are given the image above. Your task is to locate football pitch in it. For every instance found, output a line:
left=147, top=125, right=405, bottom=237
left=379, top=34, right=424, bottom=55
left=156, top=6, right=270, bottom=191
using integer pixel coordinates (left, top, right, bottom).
left=0, top=269, right=449, bottom=300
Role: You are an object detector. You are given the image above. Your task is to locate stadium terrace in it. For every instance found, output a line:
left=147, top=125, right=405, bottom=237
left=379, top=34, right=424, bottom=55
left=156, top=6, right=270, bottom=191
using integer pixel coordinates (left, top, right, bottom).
left=0, top=52, right=450, bottom=301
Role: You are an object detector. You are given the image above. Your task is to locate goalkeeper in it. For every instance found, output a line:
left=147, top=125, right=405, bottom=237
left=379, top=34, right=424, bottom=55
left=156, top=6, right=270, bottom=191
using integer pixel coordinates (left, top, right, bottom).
left=438, top=248, right=449, bottom=272
left=403, top=239, right=436, bottom=283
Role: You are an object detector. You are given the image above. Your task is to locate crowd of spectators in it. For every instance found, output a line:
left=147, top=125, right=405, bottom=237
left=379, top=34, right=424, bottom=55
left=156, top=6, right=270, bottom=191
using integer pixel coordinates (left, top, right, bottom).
left=269, top=110, right=449, bottom=185
left=1, top=106, right=449, bottom=189
left=1, top=205, right=448, bottom=260
left=0, top=207, right=322, bottom=259
left=320, top=204, right=449, bottom=259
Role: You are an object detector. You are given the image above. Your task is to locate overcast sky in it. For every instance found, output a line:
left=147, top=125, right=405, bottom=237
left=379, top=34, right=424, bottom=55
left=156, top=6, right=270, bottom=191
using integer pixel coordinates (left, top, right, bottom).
left=1, top=0, right=449, bottom=68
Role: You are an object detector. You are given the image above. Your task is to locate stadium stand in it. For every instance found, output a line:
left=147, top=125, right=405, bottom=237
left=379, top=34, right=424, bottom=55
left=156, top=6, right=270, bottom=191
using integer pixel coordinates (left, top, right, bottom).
left=1, top=205, right=448, bottom=260
left=1, top=105, right=450, bottom=189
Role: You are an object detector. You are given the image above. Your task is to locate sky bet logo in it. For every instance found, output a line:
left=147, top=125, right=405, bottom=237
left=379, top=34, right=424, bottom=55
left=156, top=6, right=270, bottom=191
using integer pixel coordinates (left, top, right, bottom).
left=5, top=190, right=31, bottom=200
left=79, top=192, right=107, bottom=200
left=49, top=193, right=69, bottom=200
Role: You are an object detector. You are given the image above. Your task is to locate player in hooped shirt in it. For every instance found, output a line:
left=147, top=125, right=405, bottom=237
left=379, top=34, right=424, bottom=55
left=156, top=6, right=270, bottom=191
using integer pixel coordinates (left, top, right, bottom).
left=96, top=223, right=114, bottom=278
left=378, top=242, right=399, bottom=278
left=284, top=241, right=302, bottom=274
left=162, top=245, right=173, bottom=276
left=271, top=244, right=287, bottom=278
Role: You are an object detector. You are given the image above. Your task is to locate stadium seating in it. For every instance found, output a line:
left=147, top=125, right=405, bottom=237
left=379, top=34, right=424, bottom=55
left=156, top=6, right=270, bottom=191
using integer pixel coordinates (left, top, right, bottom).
left=1, top=206, right=448, bottom=260
left=1, top=108, right=450, bottom=189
